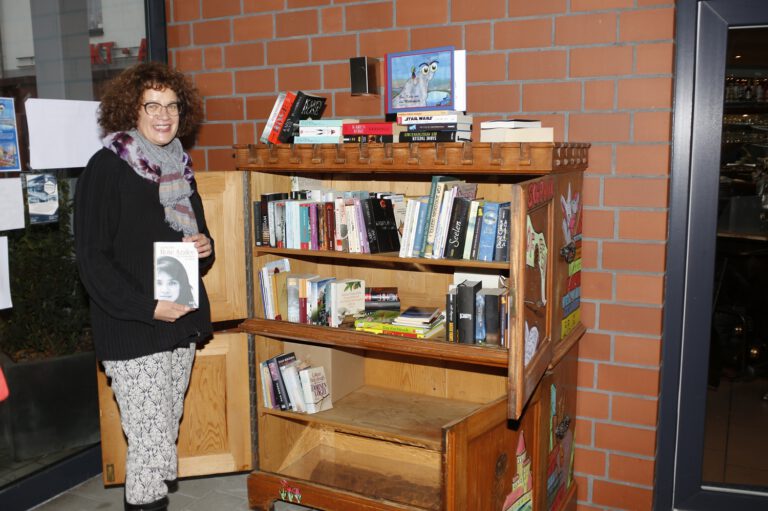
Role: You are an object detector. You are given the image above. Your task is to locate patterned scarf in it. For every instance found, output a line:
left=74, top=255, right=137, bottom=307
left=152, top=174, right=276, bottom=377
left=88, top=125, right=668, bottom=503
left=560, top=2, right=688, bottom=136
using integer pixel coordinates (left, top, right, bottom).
left=103, top=131, right=199, bottom=235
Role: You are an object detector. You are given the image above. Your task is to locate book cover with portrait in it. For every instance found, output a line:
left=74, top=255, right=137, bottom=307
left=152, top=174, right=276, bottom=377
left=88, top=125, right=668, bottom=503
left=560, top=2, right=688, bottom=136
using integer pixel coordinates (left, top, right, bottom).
left=153, top=242, right=199, bottom=308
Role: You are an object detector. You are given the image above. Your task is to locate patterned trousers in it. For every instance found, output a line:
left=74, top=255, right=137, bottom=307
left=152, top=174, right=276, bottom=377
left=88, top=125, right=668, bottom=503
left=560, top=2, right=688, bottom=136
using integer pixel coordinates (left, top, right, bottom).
left=103, top=343, right=196, bottom=505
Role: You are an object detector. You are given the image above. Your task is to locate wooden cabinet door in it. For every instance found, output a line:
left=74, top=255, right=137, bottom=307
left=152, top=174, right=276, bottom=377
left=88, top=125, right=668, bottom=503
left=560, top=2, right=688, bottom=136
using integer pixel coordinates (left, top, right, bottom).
left=97, top=170, right=252, bottom=484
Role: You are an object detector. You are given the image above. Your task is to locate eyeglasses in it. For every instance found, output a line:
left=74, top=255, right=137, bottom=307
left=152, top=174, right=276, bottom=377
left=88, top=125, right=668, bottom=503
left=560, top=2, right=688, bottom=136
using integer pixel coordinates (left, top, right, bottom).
left=142, top=102, right=181, bottom=117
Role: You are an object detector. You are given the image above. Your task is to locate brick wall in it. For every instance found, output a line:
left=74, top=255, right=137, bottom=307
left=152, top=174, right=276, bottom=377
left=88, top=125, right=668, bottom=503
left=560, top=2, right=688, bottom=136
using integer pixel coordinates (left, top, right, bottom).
left=165, top=1, right=674, bottom=509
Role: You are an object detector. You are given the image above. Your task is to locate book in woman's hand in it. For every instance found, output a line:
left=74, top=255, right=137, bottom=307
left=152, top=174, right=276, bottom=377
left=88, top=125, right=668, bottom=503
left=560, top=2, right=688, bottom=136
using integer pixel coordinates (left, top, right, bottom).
left=153, top=242, right=199, bottom=308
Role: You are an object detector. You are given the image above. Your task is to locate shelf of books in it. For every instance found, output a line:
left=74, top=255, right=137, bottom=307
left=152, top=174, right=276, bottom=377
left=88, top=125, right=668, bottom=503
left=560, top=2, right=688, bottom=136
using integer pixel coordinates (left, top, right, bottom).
left=237, top=140, right=587, bottom=511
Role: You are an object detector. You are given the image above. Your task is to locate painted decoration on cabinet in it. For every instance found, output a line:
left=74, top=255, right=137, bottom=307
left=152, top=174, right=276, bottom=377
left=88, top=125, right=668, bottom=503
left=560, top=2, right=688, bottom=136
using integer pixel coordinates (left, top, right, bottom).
left=546, top=383, right=576, bottom=511
left=559, top=183, right=582, bottom=338
left=525, top=215, right=548, bottom=306
left=503, top=432, right=533, bottom=511
left=524, top=321, right=539, bottom=367
left=278, top=479, right=302, bottom=504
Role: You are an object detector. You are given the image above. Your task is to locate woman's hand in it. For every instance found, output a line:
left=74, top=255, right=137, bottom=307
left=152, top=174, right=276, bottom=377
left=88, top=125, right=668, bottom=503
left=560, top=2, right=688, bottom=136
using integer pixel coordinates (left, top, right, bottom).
left=183, top=233, right=212, bottom=259
left=154, top=300, right=192, bottom=322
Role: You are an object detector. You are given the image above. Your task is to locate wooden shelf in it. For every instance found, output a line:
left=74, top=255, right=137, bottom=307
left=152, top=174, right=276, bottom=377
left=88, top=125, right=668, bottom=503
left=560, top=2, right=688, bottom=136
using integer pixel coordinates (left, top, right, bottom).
left=253, top=246, right=509, bottom=270
left=240, top=318, right=510, bottom=368
left=234, top=141, right=589, bottom=174
left=263, top=386, right=486, bottom=450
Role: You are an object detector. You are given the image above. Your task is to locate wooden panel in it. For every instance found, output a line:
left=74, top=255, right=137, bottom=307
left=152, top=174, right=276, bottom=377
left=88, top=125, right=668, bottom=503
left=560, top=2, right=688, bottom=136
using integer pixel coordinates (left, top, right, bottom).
left=197, top=171, right=248, bottom=322
left=98, top=332, right=252, bottom=485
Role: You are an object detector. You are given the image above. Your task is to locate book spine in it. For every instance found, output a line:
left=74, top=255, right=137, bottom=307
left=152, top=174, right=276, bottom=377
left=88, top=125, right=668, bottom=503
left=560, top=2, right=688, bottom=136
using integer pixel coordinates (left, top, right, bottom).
left=333, top=198, right=348, bottom=252
left=483, top=292, right=502, bottom=346
left=354, top=199, right=370, bottom=253
left=342, top=134, right=394, bottom=143
left=431, top=187, right=456, bottom=259
left=445, top=197, right=470, bottom=259
left=475, top=292, right=486, bottom=342
left=345, top=203, right=359, bottom=253
left=300, top=204, right=311, bottom=250
left=278, top=91, right=307, bottom=143
left=494, top=203, right=511, bottom=262
left=477, top=202, right=500, bottom=262
left=445, top=288, right=457, bottom=343
left=266, top=357, right=289, bottom=410
left=404, top=122, right=467, bottom=131
left=267, top=92, right=296, bottom=144
left=365, top=287, right=399, bottom=302
left=253, top=201, right=262, bottom=247
left=279, top=361, right=306, bottom=413
left=342, top=122, right=394, bottom=135
left=397, top=114, right=469, bottom=124
left=298, top=126, right=341, bottom=136
left=260, top=92, right=287, bottom=143
left=360, top=198, right=380, bottom=253
left=457, top=281, right=481, bottom=344
left=397, top=131, right=469, bottom=143
left=469, top=203, right=484, bottom=260
left=399, top=199, right=416, bottom=258
left=323, top=202, right=335, bottom=251
left=293, top=135, right=341, bottom=144
left=423, top=181, right=451, bottom=258
left=411, top=199, right=430, bottom=258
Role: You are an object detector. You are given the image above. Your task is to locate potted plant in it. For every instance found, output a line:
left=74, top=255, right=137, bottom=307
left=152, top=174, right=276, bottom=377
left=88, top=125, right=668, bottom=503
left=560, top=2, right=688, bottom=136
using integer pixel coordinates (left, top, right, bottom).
left=0, top=176, right=99, bottom=461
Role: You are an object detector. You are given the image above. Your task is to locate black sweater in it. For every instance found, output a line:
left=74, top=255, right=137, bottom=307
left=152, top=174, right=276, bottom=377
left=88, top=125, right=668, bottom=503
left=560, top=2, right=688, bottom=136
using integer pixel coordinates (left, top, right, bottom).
left=75, top=148, right=214, bottom=361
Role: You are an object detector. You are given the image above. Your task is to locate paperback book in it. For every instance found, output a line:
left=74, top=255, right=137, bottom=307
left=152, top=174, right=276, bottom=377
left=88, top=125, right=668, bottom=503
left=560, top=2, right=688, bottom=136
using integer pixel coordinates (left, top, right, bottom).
left=153, top=242, right=199, bottom=308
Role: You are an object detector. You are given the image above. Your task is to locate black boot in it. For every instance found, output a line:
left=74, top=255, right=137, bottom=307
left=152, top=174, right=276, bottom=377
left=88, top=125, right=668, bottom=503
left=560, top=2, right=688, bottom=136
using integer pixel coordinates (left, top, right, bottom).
left=124, top=495, right=168, bottom=511
left=165, top=478, right=179, bottom=493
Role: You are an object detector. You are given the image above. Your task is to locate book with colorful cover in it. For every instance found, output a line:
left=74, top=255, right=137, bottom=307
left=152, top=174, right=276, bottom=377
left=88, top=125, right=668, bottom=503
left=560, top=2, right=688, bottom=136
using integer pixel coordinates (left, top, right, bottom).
left=329, top=278, right=365, bottom=327
left=477, top=201, right=500, bottom=262
left=153, top=242, right=199, bottom=308
left=394, top=306, right=441, bottom=326
left=299, top=365, right=332, bottom=414
left=277, top=91, right=327, bottom=143
left=354, top=309, right=400, bottom=333
left=260, top=92, right=287, bottom=143
left=267, top=91, right=297, bottom=144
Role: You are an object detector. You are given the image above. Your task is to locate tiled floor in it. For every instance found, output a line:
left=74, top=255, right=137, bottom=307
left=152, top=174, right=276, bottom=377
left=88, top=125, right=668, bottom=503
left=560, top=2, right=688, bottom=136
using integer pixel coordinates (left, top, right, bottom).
left=30, top=471, right=314, bottom=511
left=703, top=377, right=768, bottom=487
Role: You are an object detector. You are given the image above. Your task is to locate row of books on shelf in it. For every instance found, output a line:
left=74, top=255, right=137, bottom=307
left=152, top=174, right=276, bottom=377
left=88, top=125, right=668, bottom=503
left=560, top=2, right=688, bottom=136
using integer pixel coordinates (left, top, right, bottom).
left=259, top=351, right=331, bottom=414
left=253, top=175, right=511, bottom=263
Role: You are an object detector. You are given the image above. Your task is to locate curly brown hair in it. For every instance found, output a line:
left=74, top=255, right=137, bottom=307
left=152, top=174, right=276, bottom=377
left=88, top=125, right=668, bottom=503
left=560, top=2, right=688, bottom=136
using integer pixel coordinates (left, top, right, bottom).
left=98, top=61, right=203, bottom=138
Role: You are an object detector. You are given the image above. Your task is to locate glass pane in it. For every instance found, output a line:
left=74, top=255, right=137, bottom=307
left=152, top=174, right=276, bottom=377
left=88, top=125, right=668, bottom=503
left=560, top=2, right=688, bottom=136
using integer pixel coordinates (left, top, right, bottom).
left=703, top=25, right=768, bottom=489
left=0, top=0, right=147, bottom=490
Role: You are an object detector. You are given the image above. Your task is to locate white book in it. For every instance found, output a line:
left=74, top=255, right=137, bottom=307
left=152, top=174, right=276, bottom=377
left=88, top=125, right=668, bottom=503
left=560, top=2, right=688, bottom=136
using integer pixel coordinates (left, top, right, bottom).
left=329, top=278, right=365, bottom=327
left=299, top=366, right=332, bottom=414
left=260, top=258, right=291, bottom=319
left=480, top=119, right=541, bottom=129
left=279, top=360, right=307, bottom=413
left=407, top=200, right=425, bottom=257
left=333, top=197, right=348, bottom=252
left=462, top=200, right=482, bottom=260
left=479, top=127, right=554, bottom=143
left=345, top=203, right=360, bottom=253
left=399, top=198, right=417, bottom=258
left=153, top=242, right=199, bottom=308
left=259, top=361, right=274, bottom=408
left=432, top=186, right=457, bottom=259
left=260, top=92, right=287, bottom=144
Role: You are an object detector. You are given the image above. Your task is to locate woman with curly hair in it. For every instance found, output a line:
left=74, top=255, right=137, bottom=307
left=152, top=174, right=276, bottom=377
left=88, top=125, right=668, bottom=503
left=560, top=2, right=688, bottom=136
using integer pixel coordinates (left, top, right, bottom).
left=74, top=61, right=213, bottom=511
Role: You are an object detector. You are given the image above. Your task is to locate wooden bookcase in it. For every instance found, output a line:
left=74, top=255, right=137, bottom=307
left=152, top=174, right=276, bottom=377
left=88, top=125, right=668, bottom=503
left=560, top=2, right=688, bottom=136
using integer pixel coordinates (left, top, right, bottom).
left=233, top=141, right=588, bottom=511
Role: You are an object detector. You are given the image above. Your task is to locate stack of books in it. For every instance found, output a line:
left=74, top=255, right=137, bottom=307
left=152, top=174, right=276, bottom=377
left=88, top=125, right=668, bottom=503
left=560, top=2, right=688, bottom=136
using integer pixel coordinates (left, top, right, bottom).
left=260, top=91, right=327, bottom=144
left=479, top=119, right=553, bottom=143
left=260, top=351, right=332, bottom=414
left=395, top=110, right=473, bottom=143
left=354, top=307, right=445, bottom=339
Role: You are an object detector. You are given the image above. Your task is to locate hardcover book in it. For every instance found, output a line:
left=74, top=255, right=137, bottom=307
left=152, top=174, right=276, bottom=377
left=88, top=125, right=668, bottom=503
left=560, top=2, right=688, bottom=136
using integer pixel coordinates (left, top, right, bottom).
left=494, top=203, right=511, bottom=262
left=477, top=201, right=500, bottom=262
left=267, top=91, right=297, bottom=144
left=457, top=280, right=481, bottom=344
left=342, top=122, right=395, bottom=135
left=277, top=353, right=306, bottom=413
left=361, top=197, right=401, bottom=253
left=260, top=92, right=287, bottom=143
left=266, top=355, right=290, bottom=411
left=259, top=258, right=291, bottom=319
left=277, top=91, right=327, bottom=143
left=479, top=126, right=554, bottom=143
left=397, top=130, right=471, bottom=143
left=329, top=278, right=365, bottom=327
left=394, top=305, right=441, bottom=326
left=444, top=197, right=471, bottom=259
left=299, top=365, right=332, bottom=414
left=480, top=119, right=541, bottom=129
left=479, top=288, right=506, bottom=346
left=153, top=242, right=199, bottom=308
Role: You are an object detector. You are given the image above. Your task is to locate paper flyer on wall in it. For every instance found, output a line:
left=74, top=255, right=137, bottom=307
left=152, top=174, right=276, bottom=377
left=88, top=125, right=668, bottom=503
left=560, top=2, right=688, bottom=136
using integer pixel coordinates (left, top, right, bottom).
left=0, top=237, right=11, bottom=310
left=0, top=178, right=25, bottom=231
left=24, top=173, right=59, bottom=224
left=0, top=97, right=21, bottom=172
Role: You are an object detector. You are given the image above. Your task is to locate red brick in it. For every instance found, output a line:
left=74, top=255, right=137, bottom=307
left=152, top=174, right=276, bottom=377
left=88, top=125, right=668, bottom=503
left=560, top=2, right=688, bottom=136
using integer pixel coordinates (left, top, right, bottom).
left=636, top=42, right=674, bottom=74
left=360, top=30, right=410, bottom=58
left=396, top=0, right=448, bottom=26
left=593, top=480, right=653, bottom=510
left=289, top=0, right=330, bottom=7
left=574, top=447, right=607, bottom=476
left=582, top=270, right=614, bottom=303
left=469, top=54, right=507, bottom=83
left=635, top=112, right=672, bottom=142
left=508, top=51, right=567, bottom=80
left=578, top=361, right=596, bottom=389
left=618, top=77, right=673, bottom=109
left=578, top=332, right=612, bottom=361
left=618, top=210, right=667, bottom=241
left=584, top=81, right=615, bottom=111
left=620, top=8, right=675, bottom=42
left=614, top=335, right=661, bottom=367
left=235, top=122, right=256, bottom=145
left=233, top=14, right=274, bottom=42
left=335, top=94, right=383, bottom=118
left=202, top=0, right=240, bottom=19
left=452, top=0, right=505, bottom=21
left=321, top=7, right=344, bottom=33
left=582, top=176, right=601, bottom=208
left=577, top=391, right=610, bottom=421
left=195, top=71, right=233, bottom=96
left=246, top=95, right=283, bottom=121
left=172, top=0, right=199, bottom=21
left=574, top=475, right=590, bottom=502
left=204, top=47, right=224, bottom=69
left=197, top=123, right=233, bottom=147
left=572, top=0, right=633, bottom=10
left=495, top=19, right=552, bottom=49
left=207, top=148, right=237, bottom=171
left=176, top=48, right=203, bottom=72
left=604, top=177, right=667, bottom=208
left=581, top=239, right=599, bottom=270
left=582, top=209, right=614, bottom=239
left=571, top=46, right=633, bottom=77
left=411, top=26, right=462, bottom=50
left=468, top=85, right=520, bottom=115
left=571, top=113, right=631, bottom=143
left=615, top=144, right=670, bottom=176
left=323, top=62, right=350, bottom=91
left=598, top=363, right=659, bottom=395
left=277, top=65, right=322, bottom=92
left=599, top=303, right=663, bottom=336
left=244, top=0, right=283, bottom=12
left=276, top=9, right=318, bottom=38
left=234, top=69, right=275, bottom=94
left=602, top=241, right=666, bottom=272
left=509, top=0, right=566, bottom=16
left=267, top=39, right=310, bottom=65
left=466, top=23, right=491, bottom=51
left=581, top=301, right=596, bottom=330
left=312, top=35, right=357, bottom=62
left=609, top=453, right=656, bottom=487
left=167, top=24, right=191, bottom=49
left=612, top=396, right=658, bottom=428
left=523, top=82, right=581, bottom=112
left=225, top=43, right=265, bottom=68
left=347, top=2, right=393, bottom=31
left=585, top=145, right=612, bottom=174
left=205, top=97, right=244, bottom=121
left=594, top=422, right=656, bottom=456
left=188, top=149, right=206, bottom=170
left=555, top=13, right=617, bottom=46
left=574, top=418, right=593, bottom=445
left=193, top=20, right=231, bottom=45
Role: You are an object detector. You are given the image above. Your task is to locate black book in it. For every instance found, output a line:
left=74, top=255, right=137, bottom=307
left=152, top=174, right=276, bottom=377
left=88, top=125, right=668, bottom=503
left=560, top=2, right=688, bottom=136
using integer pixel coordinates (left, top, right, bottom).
left=266, top=355, right=290, bottom=410
left=457, top=280, right=481, bottom=344
left=494, top=203, right=511, bottom=262
left=479, top=288, right=505, bottom=346
left=397, top=130, right=471, bottom=143
left=444, top=197, right=471, bottom=259
left=361, top=197, right=401, bottom=253
left=445, top=287, right=458, bottom=343
left=343, top=134, right=394, bottom=144
left=469, top=203, right=485, bottom=260
left=261, top=192, right=289, bottom=247
left=253, top=201, right=262, bottom=246
left=278, top=91, right=327, bottom=143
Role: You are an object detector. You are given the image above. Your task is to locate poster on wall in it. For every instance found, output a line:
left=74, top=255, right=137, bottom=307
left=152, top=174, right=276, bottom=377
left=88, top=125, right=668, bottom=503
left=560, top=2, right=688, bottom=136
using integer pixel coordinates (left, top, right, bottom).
left=0, top=97, right=21, bottom=173
left=386, top=46, right=466, bottom=113
left=24, top=173, right=59, bottom=224
left=0, top=178, right=25, bottom=231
